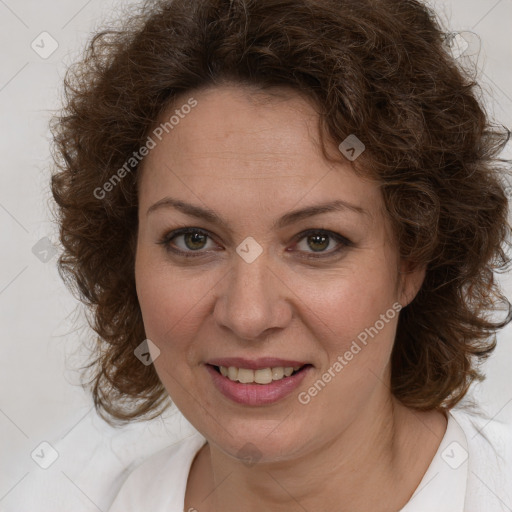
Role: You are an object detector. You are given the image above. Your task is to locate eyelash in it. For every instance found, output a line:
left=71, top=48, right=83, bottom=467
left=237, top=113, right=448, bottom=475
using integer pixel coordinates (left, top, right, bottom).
left=157, top=227, right=353, bottom=260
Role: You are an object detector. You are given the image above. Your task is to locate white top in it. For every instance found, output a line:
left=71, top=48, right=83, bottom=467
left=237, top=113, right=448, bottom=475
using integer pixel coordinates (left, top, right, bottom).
left=107, top=408, right=512, bottom=512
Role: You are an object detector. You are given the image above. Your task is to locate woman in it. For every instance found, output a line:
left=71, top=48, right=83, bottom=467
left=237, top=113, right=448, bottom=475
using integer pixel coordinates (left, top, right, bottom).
left=50, top=0, right=512, bottom=510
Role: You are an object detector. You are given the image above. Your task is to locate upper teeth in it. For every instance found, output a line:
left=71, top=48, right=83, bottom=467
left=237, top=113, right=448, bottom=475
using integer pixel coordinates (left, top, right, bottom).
left=219, top=366, right=302, bottom=384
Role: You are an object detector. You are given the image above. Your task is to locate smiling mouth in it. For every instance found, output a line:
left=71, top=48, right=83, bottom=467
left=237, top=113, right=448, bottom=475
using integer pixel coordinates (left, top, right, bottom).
left=209, top=364, right=311, bottom=384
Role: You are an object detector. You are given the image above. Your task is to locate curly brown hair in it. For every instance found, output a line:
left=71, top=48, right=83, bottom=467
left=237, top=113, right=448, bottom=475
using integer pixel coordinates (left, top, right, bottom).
left=50, top=0, right=511, bottom=426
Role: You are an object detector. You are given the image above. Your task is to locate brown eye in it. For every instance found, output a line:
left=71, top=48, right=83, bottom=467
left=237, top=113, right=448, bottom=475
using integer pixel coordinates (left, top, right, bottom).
left=293, top=229, right=352, bottom=259
left=159, top=228, right=218, bottom=257
left=304, top=233, right=330, bottom=252
left=181, top=231, right=209, bottom=251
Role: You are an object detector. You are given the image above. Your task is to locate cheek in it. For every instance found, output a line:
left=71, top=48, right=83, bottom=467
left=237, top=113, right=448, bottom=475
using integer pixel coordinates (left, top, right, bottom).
left=134, top=252, right=218, bottom=361
left=135, top=249, right=182, bottom=346
left=135, top=237, right=400, bottom=363
left=296, top=263, right=399, bottom=349
left=134, top=262, right=199, bottom=397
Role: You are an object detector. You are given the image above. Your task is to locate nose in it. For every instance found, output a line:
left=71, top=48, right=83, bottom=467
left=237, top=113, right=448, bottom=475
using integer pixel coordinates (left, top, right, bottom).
left=213, top=251, right=292, bottom=342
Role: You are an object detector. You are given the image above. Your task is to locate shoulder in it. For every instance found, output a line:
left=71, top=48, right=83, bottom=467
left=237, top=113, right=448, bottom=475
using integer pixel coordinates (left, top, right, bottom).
left=450, top=406, right=512, bottom=465
left=449, top=406, right=512, bottom=512
left=107, top=430, right=207, bottom=512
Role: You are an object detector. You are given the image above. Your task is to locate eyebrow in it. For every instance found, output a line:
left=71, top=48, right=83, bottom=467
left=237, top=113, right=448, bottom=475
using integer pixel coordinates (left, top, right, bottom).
left=146, top=196, right=369, bottom=229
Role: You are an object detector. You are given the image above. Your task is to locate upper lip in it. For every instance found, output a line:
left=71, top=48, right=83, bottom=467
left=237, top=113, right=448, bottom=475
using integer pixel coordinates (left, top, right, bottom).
left=206, top=357, right=310, bottom=370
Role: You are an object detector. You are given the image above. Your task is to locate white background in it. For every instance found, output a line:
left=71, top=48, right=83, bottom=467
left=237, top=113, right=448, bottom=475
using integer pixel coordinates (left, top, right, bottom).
left=0, top=0, right=511, bottom=510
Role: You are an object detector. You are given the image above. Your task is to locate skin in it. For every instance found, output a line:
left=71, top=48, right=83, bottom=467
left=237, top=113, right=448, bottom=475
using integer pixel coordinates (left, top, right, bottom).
left=134, top=84, right=448, bottom=512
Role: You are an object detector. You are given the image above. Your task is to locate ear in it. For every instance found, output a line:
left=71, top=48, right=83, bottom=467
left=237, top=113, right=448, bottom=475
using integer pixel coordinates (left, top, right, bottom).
left=397, top=260, right=426, bottom=308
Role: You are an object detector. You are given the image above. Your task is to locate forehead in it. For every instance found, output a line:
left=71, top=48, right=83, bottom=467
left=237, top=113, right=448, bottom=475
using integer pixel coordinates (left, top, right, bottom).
left=157, top=86, right=324, bottom=169
left=138, top=85, right=382, bottom=224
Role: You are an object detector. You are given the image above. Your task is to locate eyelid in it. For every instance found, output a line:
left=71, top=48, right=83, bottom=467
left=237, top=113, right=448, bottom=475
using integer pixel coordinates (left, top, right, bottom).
left=158, top=227, right=220, bottom=257
left=158, top=226, right=353, bottom=259
left=290, top=228, right=352, bottom=247
left=289, top=229, right=352, bottom=259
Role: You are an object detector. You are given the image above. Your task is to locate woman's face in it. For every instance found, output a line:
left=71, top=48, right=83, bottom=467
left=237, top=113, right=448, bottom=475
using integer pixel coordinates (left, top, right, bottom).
left=135, top=84, right=423, bottom=462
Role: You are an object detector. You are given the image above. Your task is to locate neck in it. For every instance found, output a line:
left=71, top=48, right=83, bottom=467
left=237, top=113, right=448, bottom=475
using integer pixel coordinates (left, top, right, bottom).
left=188, top=391, right=447, bottom=512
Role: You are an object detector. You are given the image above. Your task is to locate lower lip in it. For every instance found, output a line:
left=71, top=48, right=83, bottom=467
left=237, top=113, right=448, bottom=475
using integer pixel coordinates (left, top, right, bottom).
left=205, top=364, right=312, bottom=406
